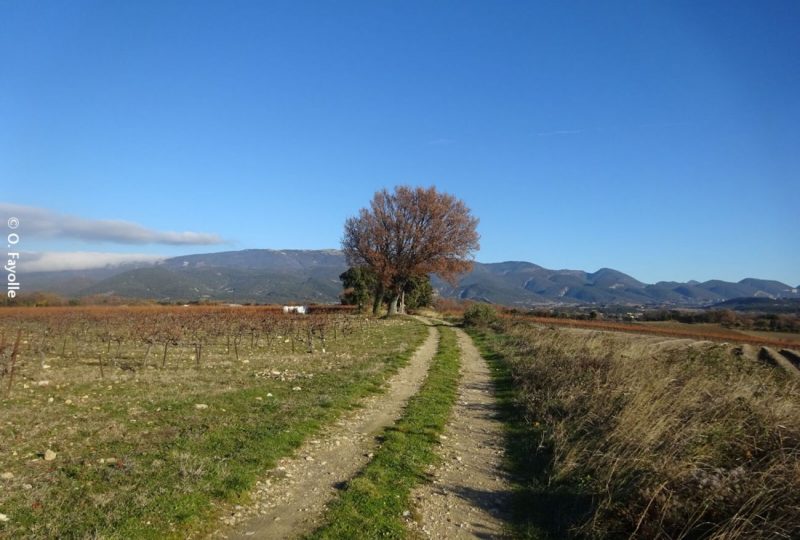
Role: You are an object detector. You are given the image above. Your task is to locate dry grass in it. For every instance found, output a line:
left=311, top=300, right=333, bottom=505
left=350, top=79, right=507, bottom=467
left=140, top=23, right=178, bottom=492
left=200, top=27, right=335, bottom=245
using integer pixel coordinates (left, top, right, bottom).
left=484, top=319, right=800, bottom=539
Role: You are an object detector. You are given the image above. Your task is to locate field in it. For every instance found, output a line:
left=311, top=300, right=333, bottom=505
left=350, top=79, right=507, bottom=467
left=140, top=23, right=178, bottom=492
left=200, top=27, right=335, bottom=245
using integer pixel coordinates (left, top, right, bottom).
left=0, top=306, right=426, bottom=538
left=3, top=303, right=800, bottom=539
left=513, top=315, right=800, bottom=348
left=470, top=317, right=800, bottom=539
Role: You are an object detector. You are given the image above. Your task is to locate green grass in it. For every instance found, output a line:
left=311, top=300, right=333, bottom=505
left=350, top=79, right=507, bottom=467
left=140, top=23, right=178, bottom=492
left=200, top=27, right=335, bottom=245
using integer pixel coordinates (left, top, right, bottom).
left=0, top=317, right=426, bottom=539
left=308, top=326, right=461, bottom=539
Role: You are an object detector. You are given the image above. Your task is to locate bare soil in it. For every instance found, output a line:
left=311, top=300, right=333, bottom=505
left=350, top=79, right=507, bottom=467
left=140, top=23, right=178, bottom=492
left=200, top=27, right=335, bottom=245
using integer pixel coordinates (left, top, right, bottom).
left=407, top=328, right=512, bottom=539
left=210, top=324, right=440, bottom=539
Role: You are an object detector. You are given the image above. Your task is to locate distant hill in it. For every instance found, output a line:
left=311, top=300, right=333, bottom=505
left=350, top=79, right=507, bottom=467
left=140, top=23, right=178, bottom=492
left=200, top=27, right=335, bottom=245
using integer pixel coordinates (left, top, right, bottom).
left=79, top=250, right=345, bottom=304
left=711, top=297, right=800, bottom=314
left=20, top=262, right=157, bottom=297
left=434, top=261, right=799, bottom=307
left=162, top=249, right=345, bottom=272
left=21, top=249, right=800, bottom=306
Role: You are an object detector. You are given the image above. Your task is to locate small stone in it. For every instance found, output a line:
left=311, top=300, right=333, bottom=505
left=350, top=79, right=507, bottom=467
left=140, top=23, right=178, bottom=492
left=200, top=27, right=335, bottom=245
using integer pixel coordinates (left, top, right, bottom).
left=195, top=403, right=208, bottom=410
left=255, top=397, right=263, bottom=401
left=304, top=456, right=314, bottom=461
left=0, top=513, right=8, bottom=522
left=36, top=380, right=50, bottom=386
left=44, top=449, right=57, bottom=461
left=42, top=364, right=51, bottom=369
left=48, top=397, right=54, bottom=403
left=105, top=458, right=117, bottom=465
left=266, top=393, right=273, bottom=397
left=1, top=472, right=13, bottom=480
left=402, top=510, right=411, bottom=517
left=65, top=399, right=73, bottom=405
left=292, top=386, right=301, bottom=391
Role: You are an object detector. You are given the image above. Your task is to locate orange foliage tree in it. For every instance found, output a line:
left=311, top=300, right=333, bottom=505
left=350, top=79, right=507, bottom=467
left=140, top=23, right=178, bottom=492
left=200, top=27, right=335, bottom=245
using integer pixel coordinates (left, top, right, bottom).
left=342, top=186, right=480, bottom=315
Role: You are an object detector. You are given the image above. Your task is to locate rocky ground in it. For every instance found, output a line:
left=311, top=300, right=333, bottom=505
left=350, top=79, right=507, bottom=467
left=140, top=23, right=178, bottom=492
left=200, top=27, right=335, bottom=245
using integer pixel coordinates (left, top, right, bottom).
left=208, top=321, right=515, bottom=540
left=210, top=325, right=440, bottom=539
left=407, top=328, right=512, bottom=539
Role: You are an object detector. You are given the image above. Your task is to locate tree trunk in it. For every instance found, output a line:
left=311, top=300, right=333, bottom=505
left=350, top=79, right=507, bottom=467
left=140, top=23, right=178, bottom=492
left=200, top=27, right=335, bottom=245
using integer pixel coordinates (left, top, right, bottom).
left=387, top=294, right=400, bottom=316
left=372, top=283, right=384, bottom=315
left=399, top=290, right=405, bottom=314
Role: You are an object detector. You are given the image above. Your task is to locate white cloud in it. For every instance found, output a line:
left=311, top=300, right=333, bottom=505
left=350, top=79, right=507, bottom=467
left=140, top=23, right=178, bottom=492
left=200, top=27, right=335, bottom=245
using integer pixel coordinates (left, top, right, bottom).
left=0, top=203, right=224, bottom=245
left=23, top=251, right=165, bottom=272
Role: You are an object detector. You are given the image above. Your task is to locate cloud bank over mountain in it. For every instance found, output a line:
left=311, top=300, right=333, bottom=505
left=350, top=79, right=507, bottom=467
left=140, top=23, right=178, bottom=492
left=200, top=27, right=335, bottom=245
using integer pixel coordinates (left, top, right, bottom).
left=23, top=251, right=166, bottom=272
left=1, top=203, right=224, bottom=245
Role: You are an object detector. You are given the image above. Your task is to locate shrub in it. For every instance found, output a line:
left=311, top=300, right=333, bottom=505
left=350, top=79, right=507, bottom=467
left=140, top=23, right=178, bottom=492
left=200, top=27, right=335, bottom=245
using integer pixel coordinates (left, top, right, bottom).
left=463, top=303, right=498, bottom=328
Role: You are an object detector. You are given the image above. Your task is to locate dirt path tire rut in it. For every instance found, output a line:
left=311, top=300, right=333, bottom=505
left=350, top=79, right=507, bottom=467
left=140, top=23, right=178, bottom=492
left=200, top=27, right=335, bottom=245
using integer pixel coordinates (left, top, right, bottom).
left=212, top=324, right=439, bottom=540
left=408, top=328, right=512, bottom=539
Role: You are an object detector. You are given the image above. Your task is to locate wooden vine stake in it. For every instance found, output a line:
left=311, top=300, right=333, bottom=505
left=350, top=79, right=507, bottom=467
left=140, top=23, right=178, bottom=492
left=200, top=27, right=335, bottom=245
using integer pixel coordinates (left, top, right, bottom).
left=6, top=330, right=22, bottom=398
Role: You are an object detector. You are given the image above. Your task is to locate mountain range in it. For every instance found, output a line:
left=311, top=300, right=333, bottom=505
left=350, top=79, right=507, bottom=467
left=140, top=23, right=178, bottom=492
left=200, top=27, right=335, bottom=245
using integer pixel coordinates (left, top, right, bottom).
left=22, top=249, right=800, bottom=307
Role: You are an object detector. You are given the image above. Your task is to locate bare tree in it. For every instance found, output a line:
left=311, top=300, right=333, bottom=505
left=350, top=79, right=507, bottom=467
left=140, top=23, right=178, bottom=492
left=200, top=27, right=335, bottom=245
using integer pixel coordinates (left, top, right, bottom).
left=342, top=186, right=480, bottom=315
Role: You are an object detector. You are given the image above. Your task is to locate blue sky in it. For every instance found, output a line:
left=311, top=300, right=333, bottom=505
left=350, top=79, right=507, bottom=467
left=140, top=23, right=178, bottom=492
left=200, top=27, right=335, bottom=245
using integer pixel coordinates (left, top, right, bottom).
left=1, top=1, right=798, bottom=285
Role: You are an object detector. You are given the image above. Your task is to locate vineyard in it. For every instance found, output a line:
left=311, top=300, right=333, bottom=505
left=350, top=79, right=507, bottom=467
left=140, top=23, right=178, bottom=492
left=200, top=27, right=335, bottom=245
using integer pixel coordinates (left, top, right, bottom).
left=0, top=306, right=364, bottom=388
left=0, top=306, right=426, bottom=538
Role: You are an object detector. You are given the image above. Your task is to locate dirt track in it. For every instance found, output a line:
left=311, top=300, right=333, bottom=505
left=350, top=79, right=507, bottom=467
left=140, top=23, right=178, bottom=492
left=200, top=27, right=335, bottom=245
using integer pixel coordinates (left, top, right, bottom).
left=211, top=324, right=439, bottom=539
left=408, top=327, right=512, bottom=538
left=211, top=321, right=515, bottom=539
